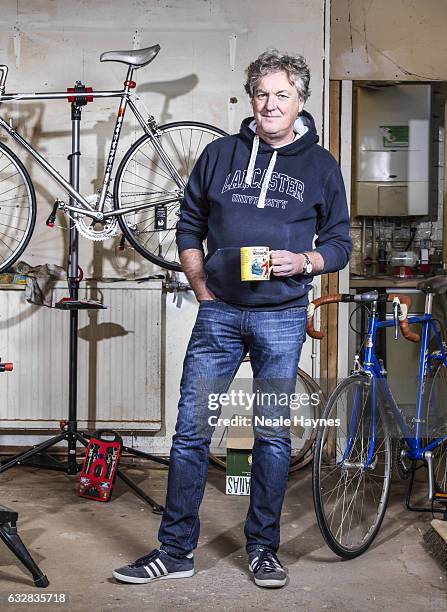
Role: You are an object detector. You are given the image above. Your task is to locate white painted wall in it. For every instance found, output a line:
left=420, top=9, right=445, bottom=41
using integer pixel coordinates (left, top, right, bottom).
left=0, top=0, right=327, bottom=453
left=331, top=0, right=447, bottom=81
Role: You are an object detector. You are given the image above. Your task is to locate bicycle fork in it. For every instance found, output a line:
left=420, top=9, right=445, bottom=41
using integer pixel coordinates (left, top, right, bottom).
left=340, top=378, right=379, bottom=472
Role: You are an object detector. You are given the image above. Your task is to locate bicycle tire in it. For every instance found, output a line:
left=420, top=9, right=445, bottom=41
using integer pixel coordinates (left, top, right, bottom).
left=0, top=142, right=36, bottom=273
left=113, top=121, right=227, bottom=271
left=208, top=365, right=324, bottom=473
left=425, top=360, right=447, bottom=492
left=288, top=367, right=325, bottom=472
left=312, top=374, right=392, bottom=559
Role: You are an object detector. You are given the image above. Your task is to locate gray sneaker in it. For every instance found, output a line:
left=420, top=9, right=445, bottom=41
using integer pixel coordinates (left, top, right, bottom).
left=248, top=548, right=287, bottom=588
left=113, top=549, right=194, bottom=584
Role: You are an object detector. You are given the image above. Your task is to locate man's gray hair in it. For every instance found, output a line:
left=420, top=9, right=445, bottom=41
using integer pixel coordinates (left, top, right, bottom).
left=244, top=49, right=311, bottom=102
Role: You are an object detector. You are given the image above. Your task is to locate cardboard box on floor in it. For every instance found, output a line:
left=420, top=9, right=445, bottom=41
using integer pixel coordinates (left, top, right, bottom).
left=226, top=416, right=254, bottom=496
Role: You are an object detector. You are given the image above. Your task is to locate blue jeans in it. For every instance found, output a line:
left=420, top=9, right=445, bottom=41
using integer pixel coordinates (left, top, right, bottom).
left=158, top=300, right=307, bottom=557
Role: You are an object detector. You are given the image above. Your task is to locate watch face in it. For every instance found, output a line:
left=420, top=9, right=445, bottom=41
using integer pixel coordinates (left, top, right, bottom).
left=305, top=262, right=313, bottom=274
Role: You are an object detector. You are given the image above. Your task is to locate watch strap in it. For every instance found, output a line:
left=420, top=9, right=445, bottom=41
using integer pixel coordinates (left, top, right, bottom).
left=302, top=252, right=313, bottom=274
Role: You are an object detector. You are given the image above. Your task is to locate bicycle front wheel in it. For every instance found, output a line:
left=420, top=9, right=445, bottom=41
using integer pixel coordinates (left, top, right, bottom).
left=312, top=374, right=392, bottom=559
left=0, top=143, right=36, bottom=272
left=114, top=122, right=227, bottom=271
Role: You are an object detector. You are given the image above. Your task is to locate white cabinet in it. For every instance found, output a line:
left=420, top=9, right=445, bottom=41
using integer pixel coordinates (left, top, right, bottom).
left=355, top=85, right=431, bottom=216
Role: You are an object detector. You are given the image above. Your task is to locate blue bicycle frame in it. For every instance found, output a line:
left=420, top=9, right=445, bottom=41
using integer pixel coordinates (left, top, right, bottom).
left=343, top=291, right=447, bottom=491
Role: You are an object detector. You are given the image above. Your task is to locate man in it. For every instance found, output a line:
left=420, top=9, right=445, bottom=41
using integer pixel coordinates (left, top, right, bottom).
left=113, top=49, right=351, bottom=588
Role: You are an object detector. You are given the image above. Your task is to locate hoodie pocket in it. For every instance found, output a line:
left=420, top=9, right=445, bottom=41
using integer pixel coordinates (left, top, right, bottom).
left=205, top=248, right=309, bottom=306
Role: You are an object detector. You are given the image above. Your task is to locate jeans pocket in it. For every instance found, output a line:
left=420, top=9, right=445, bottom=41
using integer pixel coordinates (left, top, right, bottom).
left=198, top=299, right=220, bottom=307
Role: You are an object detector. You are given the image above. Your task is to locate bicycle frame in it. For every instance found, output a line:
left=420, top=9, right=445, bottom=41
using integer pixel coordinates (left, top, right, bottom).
left=0, top=64, right=184, bottom=221
left=345, top=291, right=447, bottom=475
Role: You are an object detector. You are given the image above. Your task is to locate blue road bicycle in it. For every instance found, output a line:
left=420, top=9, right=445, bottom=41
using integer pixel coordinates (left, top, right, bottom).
left=308, top=276, right=447, bottom=558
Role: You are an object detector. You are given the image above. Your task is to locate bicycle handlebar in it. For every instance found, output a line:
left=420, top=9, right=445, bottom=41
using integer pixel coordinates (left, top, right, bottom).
left=0, top=361, right=13, bottom=372
left=387, top=294, right=420, bottom=342
left=307, top=292, right=420, bottom=343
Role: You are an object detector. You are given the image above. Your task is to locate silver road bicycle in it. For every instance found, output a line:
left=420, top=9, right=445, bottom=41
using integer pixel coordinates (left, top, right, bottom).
left=0, top=44, right=226, bottom=272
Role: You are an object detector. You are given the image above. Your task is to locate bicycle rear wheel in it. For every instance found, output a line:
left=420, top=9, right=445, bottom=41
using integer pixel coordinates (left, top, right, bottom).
left=114, top=121, right=227, bottom=271
left=0, top=143, right=36, bottom=272
left=425, top=360, right=447, bottom=492
left=288, top=368, right=325, bottom=472
left=209, top=365, right=323, bottom=472
left=312, top=374, right=392, bottom=558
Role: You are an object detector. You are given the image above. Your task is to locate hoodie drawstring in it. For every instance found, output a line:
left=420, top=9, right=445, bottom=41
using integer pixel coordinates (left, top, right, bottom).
left=257, top=151, right=277, bottom=209
left=245, top=135, right=259, bottom=187
left=245, top=134, right=278, bottom=209
left=245, top=135, right=278, bottom=208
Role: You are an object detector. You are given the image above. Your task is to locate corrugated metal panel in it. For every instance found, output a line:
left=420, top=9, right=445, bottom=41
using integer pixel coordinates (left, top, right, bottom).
left=0, top=281, right=162, bottom=431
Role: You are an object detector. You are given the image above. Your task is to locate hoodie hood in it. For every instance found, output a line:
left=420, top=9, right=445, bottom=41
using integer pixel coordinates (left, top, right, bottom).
left=240, top=110, right=319, bottom=208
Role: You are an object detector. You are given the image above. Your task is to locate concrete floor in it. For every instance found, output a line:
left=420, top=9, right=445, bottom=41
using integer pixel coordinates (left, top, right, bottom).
left=0, top=461, right=446, bottom=612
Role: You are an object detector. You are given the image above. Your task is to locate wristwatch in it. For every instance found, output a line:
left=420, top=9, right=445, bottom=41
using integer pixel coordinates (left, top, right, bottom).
left=301, top=252, right=313, bottom=275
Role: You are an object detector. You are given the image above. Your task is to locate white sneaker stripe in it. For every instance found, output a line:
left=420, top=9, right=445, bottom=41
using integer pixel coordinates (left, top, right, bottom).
left=149, top=562, right=161, bottom=577
left=156, top=559, right=168, bottom=574
left=143, top=565, right=154, bottom=578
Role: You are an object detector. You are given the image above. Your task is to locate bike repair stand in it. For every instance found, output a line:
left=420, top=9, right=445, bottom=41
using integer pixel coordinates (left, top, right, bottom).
left=0, top=82, right=165, bottom=514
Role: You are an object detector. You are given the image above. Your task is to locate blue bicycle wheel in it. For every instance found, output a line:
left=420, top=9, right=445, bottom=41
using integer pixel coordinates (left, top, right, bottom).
left=312, top=374, right=392, bottom=558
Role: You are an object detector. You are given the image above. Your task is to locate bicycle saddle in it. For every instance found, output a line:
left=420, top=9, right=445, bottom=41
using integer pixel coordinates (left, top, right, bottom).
left=100, top=44, right=160, bottom=68
left=417, top=275, right=447, bottom=294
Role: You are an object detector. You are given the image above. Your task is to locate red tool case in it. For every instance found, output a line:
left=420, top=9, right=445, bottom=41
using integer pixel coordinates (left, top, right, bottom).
left=78, top=431, right=122, bottom=502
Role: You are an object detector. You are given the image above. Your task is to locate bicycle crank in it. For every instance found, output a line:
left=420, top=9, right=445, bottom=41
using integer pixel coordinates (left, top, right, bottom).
left=74, top=193, right=120, bottom=241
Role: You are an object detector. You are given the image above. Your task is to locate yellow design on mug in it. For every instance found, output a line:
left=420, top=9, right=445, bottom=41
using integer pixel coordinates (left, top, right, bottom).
left=241, top=246, right=272, bottom=281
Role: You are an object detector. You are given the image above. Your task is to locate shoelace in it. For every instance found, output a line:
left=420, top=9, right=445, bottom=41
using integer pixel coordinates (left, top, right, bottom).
left=132, top=549, right=161, bottom=568
left=252, top=549, right=283, bottom=574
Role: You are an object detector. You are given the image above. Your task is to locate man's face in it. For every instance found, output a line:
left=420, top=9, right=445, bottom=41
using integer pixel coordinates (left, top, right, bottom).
left=251, top=70, right=304, bottom=144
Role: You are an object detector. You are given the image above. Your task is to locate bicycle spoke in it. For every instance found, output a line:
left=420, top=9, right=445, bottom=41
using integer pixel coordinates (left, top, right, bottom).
left=0, top=235, right=16, bottom=253
left=120, top=167, right=165, bottom=189
left=0, top=223, right=22, bottom=240
left=0, top=184, right=26, bottom=198
left=167, top=132, right=189, bottom=178
left=177, top=130, right=189, bottom=176
left=186, top=129, right=193, bottom=174
left=127, top=156, right=174, bottom=186
left=137, top=146, right=176, bottom=182
left=193, top=130, right=205, bottom=167
left=0, top=196, right=30, bottom=204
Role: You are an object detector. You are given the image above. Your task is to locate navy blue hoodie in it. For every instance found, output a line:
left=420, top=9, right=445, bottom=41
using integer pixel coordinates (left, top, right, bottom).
left=176, top=111, right=352, bottom=309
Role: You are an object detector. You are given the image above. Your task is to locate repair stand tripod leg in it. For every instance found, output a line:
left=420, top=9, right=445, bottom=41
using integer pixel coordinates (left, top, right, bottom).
left=0, top=433, right=67, bottom=474
left=0, top=505, right=49, bottom=588
left=116, top=469, right=164, bottom=514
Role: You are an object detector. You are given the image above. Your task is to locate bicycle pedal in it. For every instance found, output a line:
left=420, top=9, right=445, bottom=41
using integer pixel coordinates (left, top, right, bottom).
left=46, top=202, right=59, bottom=227
left=434, top=491, right=447, bottom=501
